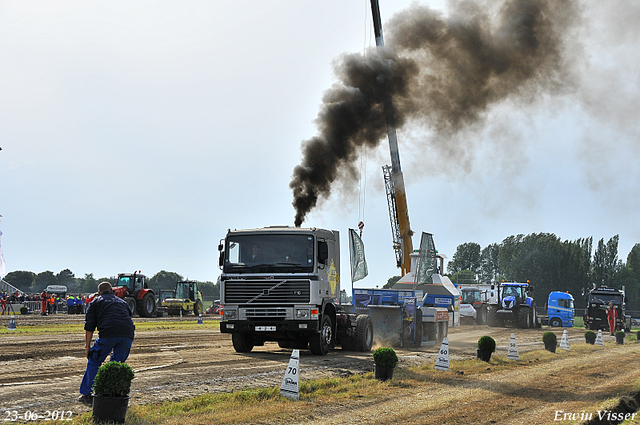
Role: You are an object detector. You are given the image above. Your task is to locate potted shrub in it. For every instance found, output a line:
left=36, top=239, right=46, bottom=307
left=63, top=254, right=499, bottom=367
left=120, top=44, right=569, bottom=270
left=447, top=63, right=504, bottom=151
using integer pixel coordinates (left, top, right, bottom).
left=92, top=362, right=135, bottom=424
left=616, top=330, right=625, bottom=345
left=584, top=330, right=597, bottom=345
left=20, top=305, right=28, bottom=315
left=543, top=331, right=557, bottom=353
left=373, top=347, right=398, bottom=381
left=476, top=336, right=496, bottom=362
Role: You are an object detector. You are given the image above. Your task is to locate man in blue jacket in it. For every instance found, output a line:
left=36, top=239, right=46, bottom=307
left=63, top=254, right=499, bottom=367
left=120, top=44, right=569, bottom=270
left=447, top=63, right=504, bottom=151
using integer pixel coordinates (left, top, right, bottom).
left=77, top=282, right=135, bottom=407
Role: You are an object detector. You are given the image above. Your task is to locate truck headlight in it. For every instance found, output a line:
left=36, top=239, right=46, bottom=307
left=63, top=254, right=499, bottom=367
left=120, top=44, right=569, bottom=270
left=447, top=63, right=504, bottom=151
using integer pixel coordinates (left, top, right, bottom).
left=224, top=310, right=237, bottom=320
left=296, top=309, right=310, bottom=319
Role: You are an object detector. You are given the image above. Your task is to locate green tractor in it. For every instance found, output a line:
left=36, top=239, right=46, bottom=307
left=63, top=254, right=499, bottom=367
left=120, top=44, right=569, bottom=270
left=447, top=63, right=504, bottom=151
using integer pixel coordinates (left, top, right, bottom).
left=162, top=281, right=204, bottom=316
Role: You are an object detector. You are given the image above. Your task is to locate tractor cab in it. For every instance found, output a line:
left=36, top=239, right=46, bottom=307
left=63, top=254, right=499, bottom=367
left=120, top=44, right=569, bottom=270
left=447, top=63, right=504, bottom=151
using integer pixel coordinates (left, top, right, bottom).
left=117, top=273, right=148, bottom=295
left=175, top=281, right=196, bottom=301
left=162, top=281, right=204, bottom=316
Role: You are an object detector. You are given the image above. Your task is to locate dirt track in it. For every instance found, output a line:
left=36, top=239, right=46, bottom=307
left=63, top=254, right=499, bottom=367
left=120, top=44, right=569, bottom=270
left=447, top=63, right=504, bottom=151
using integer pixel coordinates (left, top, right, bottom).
left=0, top=314, right=631, bottom=423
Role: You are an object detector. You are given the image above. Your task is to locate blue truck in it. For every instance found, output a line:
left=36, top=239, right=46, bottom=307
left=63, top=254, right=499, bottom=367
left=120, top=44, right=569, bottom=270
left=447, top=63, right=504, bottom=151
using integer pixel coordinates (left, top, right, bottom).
left=540, top=291, right=575, bottom=327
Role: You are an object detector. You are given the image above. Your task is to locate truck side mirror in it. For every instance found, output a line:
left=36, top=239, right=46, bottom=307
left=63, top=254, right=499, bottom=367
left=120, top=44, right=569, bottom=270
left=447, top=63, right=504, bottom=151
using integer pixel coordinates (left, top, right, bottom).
left=218, top=252, right=224, bottom=267
left=318, top=242, right=329, bottom=264
left=218, top=242, right=223, bottom=251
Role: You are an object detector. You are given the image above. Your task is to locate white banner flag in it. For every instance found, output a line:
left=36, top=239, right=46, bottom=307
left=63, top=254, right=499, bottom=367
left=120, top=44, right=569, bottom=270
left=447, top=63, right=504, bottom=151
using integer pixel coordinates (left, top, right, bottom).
left=0, top=230, right=6, bottom=278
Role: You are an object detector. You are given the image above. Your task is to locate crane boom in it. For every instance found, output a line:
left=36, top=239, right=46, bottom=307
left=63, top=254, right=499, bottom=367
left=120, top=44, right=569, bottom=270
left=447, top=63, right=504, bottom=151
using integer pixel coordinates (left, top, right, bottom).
left=370, top=0, right=413, bottom=276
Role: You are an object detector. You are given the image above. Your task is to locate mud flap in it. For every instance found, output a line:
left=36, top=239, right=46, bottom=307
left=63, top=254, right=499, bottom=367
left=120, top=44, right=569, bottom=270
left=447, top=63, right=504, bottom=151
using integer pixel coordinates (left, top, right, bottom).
left=367, top=305, right=403, bottom=347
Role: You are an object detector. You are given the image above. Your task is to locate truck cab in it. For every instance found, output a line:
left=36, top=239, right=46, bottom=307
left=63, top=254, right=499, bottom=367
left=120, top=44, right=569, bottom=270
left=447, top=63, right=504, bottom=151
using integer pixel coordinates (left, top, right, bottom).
left=218, top=226, right=368, bottom=355
left=541, top=291, right=574, bottom=327
left=584, top=287, right=630, bottom=332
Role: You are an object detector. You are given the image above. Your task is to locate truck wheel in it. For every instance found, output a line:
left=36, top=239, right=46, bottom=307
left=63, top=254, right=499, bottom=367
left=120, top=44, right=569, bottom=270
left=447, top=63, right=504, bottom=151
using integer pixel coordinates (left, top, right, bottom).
left=139, top=292, right=157, bottom=317
left=476, top=307, right=487, bottom=325
left=124, top=297, right=136, bottom=315
left=517, top=306, right=531, bottom=328
left=310, top=315, right=332, bottom=355
left=194, top=300, right=203, bottom=316
left=549, top=318, right=562, bottom=327
left=487, top=306, right=499, bottom=327
left=356, top=315, right=374, bottom=352
left=232, top=333, right=254, bottom=353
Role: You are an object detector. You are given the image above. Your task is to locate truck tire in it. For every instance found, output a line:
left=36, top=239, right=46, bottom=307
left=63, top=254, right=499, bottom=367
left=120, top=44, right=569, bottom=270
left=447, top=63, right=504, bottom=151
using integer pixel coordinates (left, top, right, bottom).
left=487, top=306, right=500, bottom=327
left=517, top=306, right=531, bottom=328
left=476, top=306, right=487, bottom=325
left=124, top=297, right=136, bottom=315
left=549, top=318, right=562, bottom=327
left=310, top=315, right=333, bottom=355
left=232, top=333, right=254, bottom=353
left=139, top=292, right=157, bottom=317
left=356, top=315, right=374, bottom=352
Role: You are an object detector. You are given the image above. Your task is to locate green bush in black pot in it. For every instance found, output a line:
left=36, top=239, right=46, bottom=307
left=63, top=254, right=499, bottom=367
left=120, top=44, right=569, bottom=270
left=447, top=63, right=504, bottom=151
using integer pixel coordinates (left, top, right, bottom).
left=616, top=330, right=625, bottom=345
left=476, top=336, right=496, bottom=361
left=92, top=362, right=135, bottom=424
left=93, top=362, right=135, bottom=397
left=477, top=336, right=496, bottom=352
left=584, top=330, right=597, bottom=345
left=543, top=331, right=557, bottom=353
left=373, top=347, right=398, bottom=368
left=373, top=347, right=398, bottom=381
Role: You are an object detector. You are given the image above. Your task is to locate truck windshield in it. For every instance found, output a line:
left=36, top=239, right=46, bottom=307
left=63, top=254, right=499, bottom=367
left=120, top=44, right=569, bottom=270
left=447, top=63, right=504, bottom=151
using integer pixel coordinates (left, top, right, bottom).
left=461, top=290, right=482, bottom=304
left=558, top=298, right=575, bottom=309
left=589, top=293, right=622, bottom=305
left=224, top=234, right=314, bottom=273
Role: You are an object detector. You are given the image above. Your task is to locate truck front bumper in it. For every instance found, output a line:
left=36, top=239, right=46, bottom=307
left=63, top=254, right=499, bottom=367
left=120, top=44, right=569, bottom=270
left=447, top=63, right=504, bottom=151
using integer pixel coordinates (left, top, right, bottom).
left=221, top=320, right=319, bottom=335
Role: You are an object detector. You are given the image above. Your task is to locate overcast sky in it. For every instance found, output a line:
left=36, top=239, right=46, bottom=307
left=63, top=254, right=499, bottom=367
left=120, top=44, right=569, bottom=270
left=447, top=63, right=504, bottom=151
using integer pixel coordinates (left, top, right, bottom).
left=1, top=0, right=638, bottom=293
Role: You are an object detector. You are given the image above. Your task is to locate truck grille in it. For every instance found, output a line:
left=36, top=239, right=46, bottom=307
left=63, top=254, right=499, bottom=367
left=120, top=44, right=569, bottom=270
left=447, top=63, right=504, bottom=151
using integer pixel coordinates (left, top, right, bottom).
left=245, top=307, right=288, bottom=318
left=224, top=279, right=310, bottom=304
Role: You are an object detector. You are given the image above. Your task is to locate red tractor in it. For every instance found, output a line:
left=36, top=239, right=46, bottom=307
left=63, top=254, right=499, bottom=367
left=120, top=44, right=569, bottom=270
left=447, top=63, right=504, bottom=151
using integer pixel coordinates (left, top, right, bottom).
left=87, top=271, right=157, bottom=317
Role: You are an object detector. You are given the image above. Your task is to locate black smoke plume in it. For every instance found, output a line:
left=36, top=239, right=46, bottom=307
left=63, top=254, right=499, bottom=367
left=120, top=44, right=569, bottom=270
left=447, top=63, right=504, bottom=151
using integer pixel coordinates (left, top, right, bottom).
left=291, top=0, right=578, bottom=227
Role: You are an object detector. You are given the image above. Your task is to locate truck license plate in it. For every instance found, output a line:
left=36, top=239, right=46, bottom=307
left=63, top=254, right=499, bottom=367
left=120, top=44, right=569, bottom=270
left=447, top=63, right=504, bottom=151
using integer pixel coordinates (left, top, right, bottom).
left=255, top=326, right=276, bottom=331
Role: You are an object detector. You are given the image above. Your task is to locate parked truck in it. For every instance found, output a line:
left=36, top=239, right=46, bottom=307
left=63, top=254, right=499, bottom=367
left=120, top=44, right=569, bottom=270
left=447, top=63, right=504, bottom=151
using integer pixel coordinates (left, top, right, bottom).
left=218, top=226, right=451, bottom=355
left=583, top=286, right=631, bottom=332
left=539, top=291, right=575, bottom=327
left=487, top=281, right=539, bottom=328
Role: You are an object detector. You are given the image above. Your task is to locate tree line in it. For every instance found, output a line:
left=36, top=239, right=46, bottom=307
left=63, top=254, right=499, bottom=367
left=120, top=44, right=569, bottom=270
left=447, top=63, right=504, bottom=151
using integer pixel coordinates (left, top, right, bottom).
left=2, top=269, right=221, bottom=300
left=445, top=233, right=640, bottom=311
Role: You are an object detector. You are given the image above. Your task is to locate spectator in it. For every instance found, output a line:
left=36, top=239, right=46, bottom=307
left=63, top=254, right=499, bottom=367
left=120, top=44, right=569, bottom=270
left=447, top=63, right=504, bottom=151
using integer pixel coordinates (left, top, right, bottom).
left=77, top=282, right=135, bottom=407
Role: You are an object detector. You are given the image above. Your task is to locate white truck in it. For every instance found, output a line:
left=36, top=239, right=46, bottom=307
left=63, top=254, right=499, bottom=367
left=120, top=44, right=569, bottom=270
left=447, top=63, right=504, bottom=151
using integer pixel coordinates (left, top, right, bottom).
left=218, top=226, right=450, bottom=355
